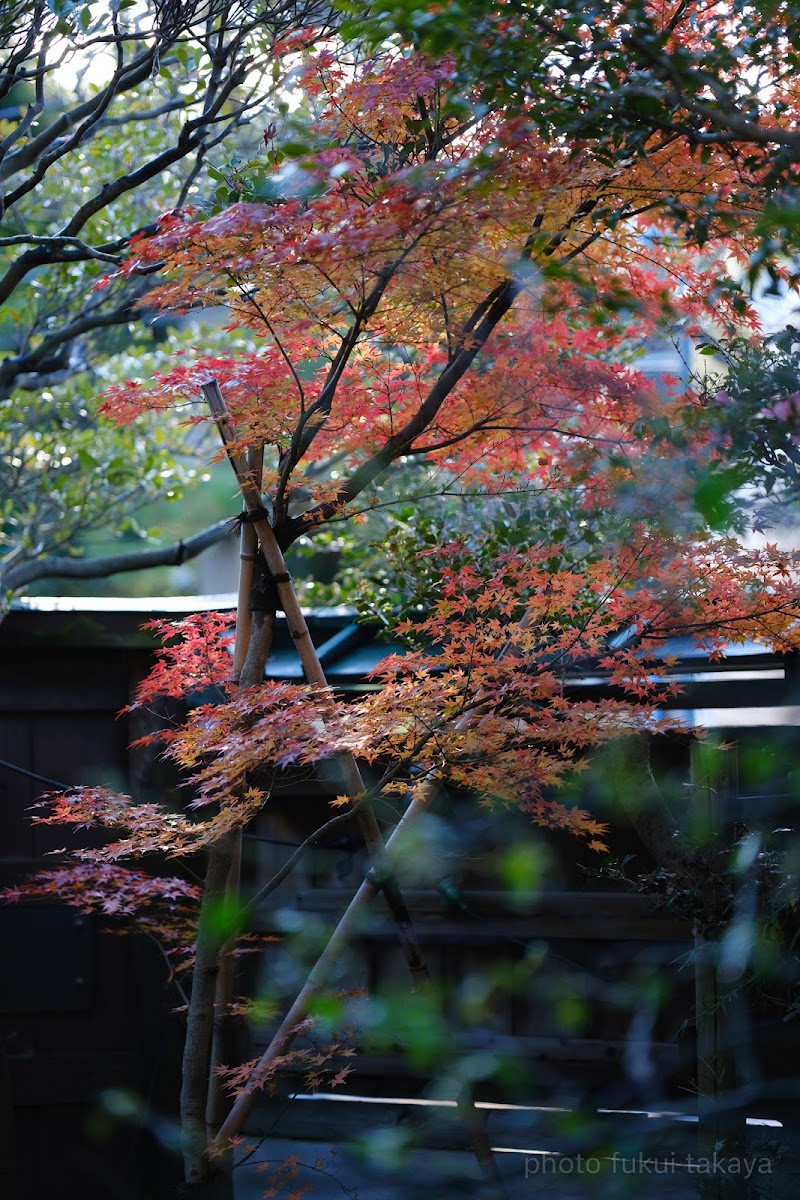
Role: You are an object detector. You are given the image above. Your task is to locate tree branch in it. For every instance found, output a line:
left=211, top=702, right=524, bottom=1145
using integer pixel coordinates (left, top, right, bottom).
left=0, top=46, right=157, bottom=187
left=0, top=283, right=158, bottom=397
left=281, top=272, right=520, bottom=546
left=4, top=517, right=232, bottom=591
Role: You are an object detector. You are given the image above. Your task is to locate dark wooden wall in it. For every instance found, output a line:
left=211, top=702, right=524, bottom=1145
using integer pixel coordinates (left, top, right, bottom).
left=244, top=788, right=699, bottom=1124
left=2, top=602, right=798, bottom=1192
left=0, top=605, right=185, bottom=1200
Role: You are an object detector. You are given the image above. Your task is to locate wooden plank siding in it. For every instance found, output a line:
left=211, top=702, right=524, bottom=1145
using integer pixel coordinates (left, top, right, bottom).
left=0, top=605, right=185, bottom=1200
left=1, top=600, right=798, bottom=1192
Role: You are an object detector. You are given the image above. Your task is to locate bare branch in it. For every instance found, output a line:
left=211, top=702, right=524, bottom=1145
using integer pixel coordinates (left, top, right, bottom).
left=0, top=47, right=158, bottom=186
left=0, top=234, right=122, bottom=262
left=4, top=518, right=232, bottom=591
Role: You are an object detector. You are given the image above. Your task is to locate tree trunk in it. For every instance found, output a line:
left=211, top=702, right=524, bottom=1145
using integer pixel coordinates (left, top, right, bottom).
left=204, top=609, right=276, bottom=1135
left=204, top=457, right=271, bottom=1157
left=180, top=834, right=236, bottom=1189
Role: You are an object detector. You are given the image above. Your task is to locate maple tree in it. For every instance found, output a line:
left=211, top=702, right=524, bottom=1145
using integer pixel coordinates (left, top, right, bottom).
left=364, top=0, right=800, bottom=254
left=7, top=17, right=800, bottom=1200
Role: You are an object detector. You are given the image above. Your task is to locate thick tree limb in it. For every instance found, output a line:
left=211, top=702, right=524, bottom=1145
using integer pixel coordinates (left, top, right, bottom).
left=0, top=93, right=249, bottom=305
left=0, top=296, right=147, bottom=397
left=4, top=517, right=232, bottom=591
left=0, top=47, right=158, bottom=183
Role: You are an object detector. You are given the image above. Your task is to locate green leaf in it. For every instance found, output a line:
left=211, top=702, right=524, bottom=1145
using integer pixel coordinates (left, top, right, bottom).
left=692, top=463, right=746, bottom=529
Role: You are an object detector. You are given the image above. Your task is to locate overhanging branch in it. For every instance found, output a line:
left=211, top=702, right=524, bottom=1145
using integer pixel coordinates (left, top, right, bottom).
left=4, top=517, right=232, bottom=590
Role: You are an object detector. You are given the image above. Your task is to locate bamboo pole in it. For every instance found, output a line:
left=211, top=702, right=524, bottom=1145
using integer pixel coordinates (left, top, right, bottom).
left=230, top=459, right=259, bottom=682
left=207, top=788, right=509, bottom=1198
left=202, top=380, right=430, bottom=989
left=206, top=446, right=268, bottom=1133
left=208, top=790, right=431, bottom=1151
left=201, top=380, right=509, bottom=1196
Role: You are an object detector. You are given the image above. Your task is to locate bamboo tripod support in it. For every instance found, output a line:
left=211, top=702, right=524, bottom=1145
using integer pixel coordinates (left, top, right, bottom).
left=201, top=380, right=507, bottom=1196
left=205, top=447, right=265, bottom=1132
left=202, top=380, right=430, bottom=988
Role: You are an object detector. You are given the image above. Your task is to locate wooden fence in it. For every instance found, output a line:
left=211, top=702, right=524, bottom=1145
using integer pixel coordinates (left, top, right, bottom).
left=1, top=599, right=798, bottom=1196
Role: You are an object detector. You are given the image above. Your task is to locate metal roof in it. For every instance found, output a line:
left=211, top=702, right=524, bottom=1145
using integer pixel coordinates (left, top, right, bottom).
left=6, top=595, right=800, bottom=720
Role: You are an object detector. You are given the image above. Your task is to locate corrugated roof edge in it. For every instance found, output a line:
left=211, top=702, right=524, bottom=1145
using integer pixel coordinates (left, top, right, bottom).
left=11, top=594, right=357, bottom=617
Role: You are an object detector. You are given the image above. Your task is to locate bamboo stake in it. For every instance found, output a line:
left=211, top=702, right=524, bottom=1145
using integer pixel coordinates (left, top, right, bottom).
left=231, top=458, right=259, bottom=683
left=206, top=446, right=268, bottom=1132
left=201, top=380, right=508, bottom=1196
left=208, top=788, right=508, bottom=1198
left=202, top=380, right=430, bottom=989
left=208, top=790, right=430, bottom=1152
